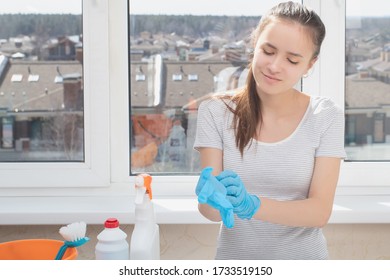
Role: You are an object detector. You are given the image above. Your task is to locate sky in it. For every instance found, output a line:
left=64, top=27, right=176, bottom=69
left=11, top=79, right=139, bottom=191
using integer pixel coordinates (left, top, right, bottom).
left=346, top=0, right=390, bottom=17
left=0, top=0, right=81, bottom=14
left=130, top=0, right=390, bottom=17
left=1, top=0, right=390, bottom=17
left=130, top=0, right=285, bottom=16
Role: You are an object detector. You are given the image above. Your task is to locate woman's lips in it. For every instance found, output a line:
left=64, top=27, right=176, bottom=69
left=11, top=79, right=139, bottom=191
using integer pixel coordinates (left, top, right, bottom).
left=263, top=72, right=281, bottom=81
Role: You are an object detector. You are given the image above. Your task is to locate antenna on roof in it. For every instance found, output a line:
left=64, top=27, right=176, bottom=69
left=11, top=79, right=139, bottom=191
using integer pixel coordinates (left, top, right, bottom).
left=180, top=65, right=187, bottom=76
left=54, top=66, right=63, bottom=84
left=208, top=65, right=215, bottom=76
left=56, top=66, right=62, bottom=76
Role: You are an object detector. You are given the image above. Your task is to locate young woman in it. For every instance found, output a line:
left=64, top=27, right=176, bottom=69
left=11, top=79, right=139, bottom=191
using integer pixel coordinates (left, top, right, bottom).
left=194, top=1, right=346, bottom=259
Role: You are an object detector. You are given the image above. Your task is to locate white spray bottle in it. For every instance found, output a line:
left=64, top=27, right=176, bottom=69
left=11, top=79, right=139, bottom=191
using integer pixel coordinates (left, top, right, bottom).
left=130, top=173, right=160, bottom=260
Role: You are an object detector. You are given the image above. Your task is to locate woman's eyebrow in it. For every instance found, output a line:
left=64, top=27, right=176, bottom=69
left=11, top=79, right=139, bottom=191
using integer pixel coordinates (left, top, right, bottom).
left=264, top=42, right=303, bottom=58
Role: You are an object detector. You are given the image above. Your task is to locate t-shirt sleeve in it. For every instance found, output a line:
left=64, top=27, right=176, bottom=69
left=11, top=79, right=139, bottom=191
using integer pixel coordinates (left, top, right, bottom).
left=315, top=102, right=347, bottom=159
left=193, top=99, right=225, bottom=151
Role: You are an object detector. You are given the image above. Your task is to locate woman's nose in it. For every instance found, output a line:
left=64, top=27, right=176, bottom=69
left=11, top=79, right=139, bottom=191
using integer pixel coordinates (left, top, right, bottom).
left=267, top=55, right=283, bottom=73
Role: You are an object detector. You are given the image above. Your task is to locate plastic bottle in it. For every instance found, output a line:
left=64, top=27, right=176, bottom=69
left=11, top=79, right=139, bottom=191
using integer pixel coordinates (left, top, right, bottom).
left=130, top=174, right=160, bottom=260
left=167, top=119, right=186, bottom=166
left=95, top=218, right=129, bottom=260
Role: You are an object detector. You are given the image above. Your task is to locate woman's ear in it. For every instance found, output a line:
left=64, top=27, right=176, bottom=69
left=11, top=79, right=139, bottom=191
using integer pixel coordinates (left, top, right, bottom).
left=303, top=56, right=318, bottom=78
left=308, top=56, right=318, bottom=70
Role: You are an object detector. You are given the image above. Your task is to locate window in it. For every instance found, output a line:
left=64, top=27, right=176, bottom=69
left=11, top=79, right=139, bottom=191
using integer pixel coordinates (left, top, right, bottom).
left=0, top=0, right=83, bottom=161
left=304, top=0, right=390, bottom=193
left=0, top=0, right=388, bottom=224
left=345, top=0, right=390, bottom=161
left=0, top=0, right=110, bottom=189
left=129, top=0, right=301, bottom=175
left=188, top=74, right=199, bottom=81
left=28, top=74, right=39, bottom=82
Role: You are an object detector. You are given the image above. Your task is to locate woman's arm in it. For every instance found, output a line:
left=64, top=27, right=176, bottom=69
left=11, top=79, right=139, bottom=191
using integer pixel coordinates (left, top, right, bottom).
left=198, top=147, right=342, bottom=228
left=253, top=157, right=342, bottom=228
left=197, top=147, right=224, bottom=222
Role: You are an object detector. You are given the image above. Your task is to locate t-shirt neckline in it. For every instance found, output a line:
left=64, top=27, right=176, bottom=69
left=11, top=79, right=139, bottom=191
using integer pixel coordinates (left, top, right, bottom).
left=254, top=96, right=312, bottom=146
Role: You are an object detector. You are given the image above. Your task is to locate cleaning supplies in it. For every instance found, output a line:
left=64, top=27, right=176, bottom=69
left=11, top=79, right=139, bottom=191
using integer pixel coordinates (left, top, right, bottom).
left=55, top=221, right=90, bottom=260
left=130, top=173, right=160, bottom=260
left=95, top=218, right=129, bottom=260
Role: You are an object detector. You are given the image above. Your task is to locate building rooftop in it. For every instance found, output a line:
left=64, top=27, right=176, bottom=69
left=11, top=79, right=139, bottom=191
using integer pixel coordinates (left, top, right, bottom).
left=0, top=59, right=82, bottom=111
left=346, top=74, right=390, bottom=108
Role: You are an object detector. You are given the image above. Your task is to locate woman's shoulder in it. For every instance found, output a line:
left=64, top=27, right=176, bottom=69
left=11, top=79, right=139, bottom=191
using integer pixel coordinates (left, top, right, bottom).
left=198, top=94, right=235, bottom=112
left=306, top=96, right=344, bottom=132
left=310, top=96, right=343, bottom=116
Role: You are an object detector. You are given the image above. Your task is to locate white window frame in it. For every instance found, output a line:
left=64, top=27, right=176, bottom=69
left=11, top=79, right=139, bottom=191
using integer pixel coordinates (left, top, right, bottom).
left=1, top=0, right=390, bottom=225
left=304, top=0, right=390, bottom=195
left=0, top=0, right=199, bottom=225
left=0, top=0, right=111, bottom=192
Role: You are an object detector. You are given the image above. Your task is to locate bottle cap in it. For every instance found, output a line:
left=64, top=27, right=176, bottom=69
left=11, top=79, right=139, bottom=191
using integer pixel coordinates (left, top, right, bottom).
left=104, top=218, right=119, bottom=228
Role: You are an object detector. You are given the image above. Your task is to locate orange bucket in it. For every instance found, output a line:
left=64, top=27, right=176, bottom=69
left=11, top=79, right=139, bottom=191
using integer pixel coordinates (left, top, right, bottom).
left=0, top=239, right=78, bottom=260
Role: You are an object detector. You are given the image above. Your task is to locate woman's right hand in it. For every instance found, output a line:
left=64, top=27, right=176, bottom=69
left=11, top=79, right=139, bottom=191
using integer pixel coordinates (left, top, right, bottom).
left=195, top=167, right=234, bottom=228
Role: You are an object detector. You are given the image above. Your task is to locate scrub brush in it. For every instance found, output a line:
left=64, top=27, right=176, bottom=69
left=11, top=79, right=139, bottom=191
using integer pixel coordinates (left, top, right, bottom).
left=54, top=221, right=90, bottom=260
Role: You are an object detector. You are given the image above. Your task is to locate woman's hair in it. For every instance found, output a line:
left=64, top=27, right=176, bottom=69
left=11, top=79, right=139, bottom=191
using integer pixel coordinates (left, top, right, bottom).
left=227, top=1, right=326, bottom=156
left=253, top=1, right=326, bottom=59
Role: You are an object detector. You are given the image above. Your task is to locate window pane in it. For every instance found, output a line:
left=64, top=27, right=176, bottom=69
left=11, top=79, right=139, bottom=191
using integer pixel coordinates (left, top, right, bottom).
left=129, top=0, right=300, bottom=174
left=0, top=0, right=83, bottom=161
left=346, top=0, right=390, bottom=160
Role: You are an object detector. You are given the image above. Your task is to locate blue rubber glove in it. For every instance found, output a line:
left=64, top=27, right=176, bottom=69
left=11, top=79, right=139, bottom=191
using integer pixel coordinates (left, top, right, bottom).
left=195, top=167, right=234, bottom=228
left=216, top=170, right=261, bottom=220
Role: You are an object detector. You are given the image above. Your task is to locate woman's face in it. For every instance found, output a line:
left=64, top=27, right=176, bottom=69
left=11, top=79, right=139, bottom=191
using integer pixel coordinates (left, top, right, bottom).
left=251, top=19, right=317, bottom=96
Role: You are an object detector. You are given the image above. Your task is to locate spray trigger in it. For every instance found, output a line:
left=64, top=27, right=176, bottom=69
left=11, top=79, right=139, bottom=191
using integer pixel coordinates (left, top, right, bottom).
left=134, top=174, right=153, bottom=204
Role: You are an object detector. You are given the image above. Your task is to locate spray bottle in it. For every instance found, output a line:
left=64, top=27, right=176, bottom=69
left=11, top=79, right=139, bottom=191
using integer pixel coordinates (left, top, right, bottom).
left=130, top=173, right=160, bottom=260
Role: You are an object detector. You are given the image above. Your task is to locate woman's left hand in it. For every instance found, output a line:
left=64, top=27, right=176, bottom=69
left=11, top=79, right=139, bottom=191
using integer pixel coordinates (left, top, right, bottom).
left=217, top=170, right=261, bottom=220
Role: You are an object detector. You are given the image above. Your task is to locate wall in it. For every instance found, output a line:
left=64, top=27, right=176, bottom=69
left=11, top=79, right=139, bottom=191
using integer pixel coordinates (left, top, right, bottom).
left=0, top=224, right=390, bottom=260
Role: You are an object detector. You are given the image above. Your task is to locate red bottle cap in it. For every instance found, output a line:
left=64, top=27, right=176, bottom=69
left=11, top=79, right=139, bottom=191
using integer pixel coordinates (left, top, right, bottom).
left=104, top=218, right=119, bottom=228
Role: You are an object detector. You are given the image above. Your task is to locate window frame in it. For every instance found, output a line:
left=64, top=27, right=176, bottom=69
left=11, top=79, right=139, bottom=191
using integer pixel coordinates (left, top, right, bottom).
left=0, top=0, right=110, bottom=192
left=127, top=0, right=390, bottom=196
left=304, top=0, right=390, bottom=195
left=101, top=0, right=201, bottom=198
left=3, top=0, right=387, bottom=195
left=1, top=0, right=390, bottom=226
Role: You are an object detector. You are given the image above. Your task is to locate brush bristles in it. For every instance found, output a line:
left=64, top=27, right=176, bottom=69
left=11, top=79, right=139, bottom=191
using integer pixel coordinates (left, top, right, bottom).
left=59, top=221, right=87, bottom=241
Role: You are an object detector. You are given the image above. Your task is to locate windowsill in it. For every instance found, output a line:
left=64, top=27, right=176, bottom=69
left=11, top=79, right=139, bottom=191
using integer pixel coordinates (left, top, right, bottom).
left=1, top=195, right=390, bottom=225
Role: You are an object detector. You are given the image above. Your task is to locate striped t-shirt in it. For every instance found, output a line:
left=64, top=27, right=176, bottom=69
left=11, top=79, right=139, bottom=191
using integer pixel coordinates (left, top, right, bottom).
left=194, top=95, right=346, bottom=260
